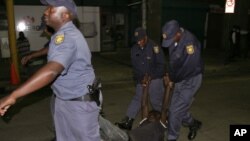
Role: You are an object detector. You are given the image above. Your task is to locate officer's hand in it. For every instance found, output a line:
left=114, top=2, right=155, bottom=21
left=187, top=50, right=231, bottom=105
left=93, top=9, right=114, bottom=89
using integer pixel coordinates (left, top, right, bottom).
left=141, top=74, right=151, bottom=87
left=163, top=73, right=174, bottom=89
left=21, top=55, right=32, bottom=65
left=0, top=95, right=16, bottom=116
left=169, top=81, right=174, bottom=89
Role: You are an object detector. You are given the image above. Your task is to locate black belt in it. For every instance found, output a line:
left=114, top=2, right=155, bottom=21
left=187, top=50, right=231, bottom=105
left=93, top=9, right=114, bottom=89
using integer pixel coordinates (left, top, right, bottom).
left=70, top=94, right=93, bottom=101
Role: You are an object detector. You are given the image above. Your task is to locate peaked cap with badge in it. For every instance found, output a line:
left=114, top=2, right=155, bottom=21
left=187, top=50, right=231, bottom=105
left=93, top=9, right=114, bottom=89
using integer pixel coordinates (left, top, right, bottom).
left=162, top=20, right=180, bottom=47
left=134, top=27, right=147, bottom=42
left=40, top=0, right=77, bottom=17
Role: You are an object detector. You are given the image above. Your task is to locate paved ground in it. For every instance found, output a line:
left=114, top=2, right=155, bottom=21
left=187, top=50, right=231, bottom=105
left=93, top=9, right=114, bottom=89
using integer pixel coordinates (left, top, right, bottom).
left=0, top=48, right=250, bottom=141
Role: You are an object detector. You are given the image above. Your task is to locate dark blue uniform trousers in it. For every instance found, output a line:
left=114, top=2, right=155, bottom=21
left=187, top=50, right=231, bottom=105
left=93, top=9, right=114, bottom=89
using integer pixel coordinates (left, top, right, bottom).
left=168, top=74, right=202, bottom=140
left=126, top=78, right=165, bottom=118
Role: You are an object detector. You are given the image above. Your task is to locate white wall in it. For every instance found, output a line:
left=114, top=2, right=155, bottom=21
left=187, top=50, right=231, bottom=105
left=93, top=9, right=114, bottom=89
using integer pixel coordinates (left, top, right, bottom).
left=77, top=7, right=100, bottom=52
left=14, top=6, right=48, bottom=51
left=1, top=5, right=100, bottom=58
left=0, top=31, right=10, bottom=58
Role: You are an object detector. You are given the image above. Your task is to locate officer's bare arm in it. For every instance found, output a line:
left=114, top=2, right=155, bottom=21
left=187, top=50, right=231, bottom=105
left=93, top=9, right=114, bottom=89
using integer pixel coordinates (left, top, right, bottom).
left=0, top=61, right=63, bottom=116
left=10, top=61, right=64, bottom=99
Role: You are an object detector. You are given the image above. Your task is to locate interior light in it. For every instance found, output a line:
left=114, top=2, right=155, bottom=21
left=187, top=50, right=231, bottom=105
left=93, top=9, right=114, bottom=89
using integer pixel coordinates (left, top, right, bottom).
left=17, top=22, right=27, bottom=31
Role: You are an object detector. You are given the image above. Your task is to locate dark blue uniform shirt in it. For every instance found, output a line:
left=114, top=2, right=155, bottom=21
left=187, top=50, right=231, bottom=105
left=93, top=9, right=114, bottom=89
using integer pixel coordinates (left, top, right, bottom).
left=131, top=39, right=166, bottom=83
left=168, top=29, right=204, bottom=83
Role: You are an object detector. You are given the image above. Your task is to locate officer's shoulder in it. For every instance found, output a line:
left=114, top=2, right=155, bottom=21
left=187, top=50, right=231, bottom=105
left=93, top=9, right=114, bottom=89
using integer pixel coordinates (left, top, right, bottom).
left=185, top=30, right=197, bottom=41
left=52, top=32, right=64, bottom=45
left=148, top=41, right=160, bottom=54
left=183, top=31, right=198, bottom=45
left=184, top=37, right=201, bottom=55
left=53, top=31, right=74, bottom=45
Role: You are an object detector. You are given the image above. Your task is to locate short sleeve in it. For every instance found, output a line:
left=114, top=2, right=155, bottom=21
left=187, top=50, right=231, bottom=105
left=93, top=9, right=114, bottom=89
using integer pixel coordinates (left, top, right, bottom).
left=48, top=37, right=77, bottom=75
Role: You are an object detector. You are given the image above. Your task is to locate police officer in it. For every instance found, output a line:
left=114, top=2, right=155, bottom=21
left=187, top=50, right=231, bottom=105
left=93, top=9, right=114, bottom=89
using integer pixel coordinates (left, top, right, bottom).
left=161, top=20, right=203, bottom=141
left=116, top=27, right=166, bottom=130
left=0, top=0, right=100, bottom=141
left=225, top=25, right=241, bottom=65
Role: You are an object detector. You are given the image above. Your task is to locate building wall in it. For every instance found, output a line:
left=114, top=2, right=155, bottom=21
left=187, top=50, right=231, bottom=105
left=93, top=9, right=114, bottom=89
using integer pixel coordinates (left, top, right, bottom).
left=0, top=5, right=100, bottom=58
left=162, top=1, right=208, bottom=46
left=13, top=0, right=127, bottom=6
left=9, top=0, right=249, bottom=51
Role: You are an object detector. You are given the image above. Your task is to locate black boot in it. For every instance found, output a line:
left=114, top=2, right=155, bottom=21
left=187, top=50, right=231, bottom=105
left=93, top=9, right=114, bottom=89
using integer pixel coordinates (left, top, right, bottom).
left=115, top=117, right=134, bottom=130
left=188, top=119, right=202, bottom=140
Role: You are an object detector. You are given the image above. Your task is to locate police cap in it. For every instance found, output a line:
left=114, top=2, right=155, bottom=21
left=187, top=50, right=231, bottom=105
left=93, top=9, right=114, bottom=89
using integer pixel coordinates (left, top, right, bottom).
left=134, top=27, right=147, bottom=42
left=40, top=0, right=77, bottom=17
left=162, top=20, right=180, bottom=47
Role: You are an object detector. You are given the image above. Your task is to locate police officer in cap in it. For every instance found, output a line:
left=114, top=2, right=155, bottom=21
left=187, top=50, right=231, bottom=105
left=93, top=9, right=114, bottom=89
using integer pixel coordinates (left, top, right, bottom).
left=116, top=27, right=166, bottom=130
left=161, top=20, right=203, bottom=141
left=0, top=0, right=100, bottom=141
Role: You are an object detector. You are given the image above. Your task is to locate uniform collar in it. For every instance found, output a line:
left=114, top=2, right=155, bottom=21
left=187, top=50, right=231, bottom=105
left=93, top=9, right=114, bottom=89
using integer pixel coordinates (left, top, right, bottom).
left=57, top=21, right=75, bottom=32
left=174, top=28, right=185, bottom=47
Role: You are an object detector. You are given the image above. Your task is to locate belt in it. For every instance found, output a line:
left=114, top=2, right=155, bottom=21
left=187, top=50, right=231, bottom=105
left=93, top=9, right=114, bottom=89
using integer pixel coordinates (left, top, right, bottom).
left=70, top=94, right=92, bottom=101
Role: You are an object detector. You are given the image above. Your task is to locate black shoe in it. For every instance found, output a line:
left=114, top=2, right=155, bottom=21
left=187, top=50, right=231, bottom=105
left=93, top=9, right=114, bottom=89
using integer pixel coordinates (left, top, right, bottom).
left=115, top=117, right=134, bottom=130
left=188, top=119, right=202, bottom=140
